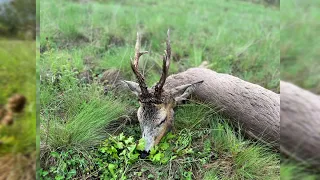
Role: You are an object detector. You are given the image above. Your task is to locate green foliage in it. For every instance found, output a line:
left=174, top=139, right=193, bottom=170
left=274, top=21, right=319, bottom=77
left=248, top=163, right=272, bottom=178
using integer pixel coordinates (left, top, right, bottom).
left=280, top=157, right=320, bottom=180
left=280, top=163, right=317, bottom=180
left=0, top=41, right=36, bottom=155
left=281, top=0, right=320, bottom=93
left=147, top=130, right=196, bottom=165
left=89, top=131, right=212, bottom=179
left=94, top=113, right=278, bottom=180
left=0, top=40, right=36, bottom=180
left=176, top=104, right=279, bottom=179
left=42, top=99, right=125, bottom=150
left=40, top=102, right=280, bottom=179
left=0, top=0, right=36, bottom=39
left=40, top=0, right=280, bottom=91
left=39, top=39, right=126, bottom=152
left=39, top=149, right=91, bottom=180
left=95, top=133, right=142, bottom=179
left=39, top=48, right=126, bottom=179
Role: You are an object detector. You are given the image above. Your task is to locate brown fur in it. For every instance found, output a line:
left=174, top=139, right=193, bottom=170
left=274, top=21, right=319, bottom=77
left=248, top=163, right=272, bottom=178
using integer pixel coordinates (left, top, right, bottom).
left=0, top=94, right=27, bottom=126
left=125, top=81, right=200, bottom=151
left=281, top=81, right=320, bottom=166
left=164, top=68, right=280, bottom=146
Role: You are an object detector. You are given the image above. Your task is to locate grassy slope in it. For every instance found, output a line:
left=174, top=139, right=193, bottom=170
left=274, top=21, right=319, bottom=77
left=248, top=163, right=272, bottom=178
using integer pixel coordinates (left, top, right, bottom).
left=0, top=40, right=36, bottom=154
left=0, top=40, right=36, bottom=180
left=40, top=0, right=280, bottom=91
left=281, top=0, right=320, bottom=93
left=280, top=0, right=320, bottom=179
left=39, top=0, right=280, bottom=179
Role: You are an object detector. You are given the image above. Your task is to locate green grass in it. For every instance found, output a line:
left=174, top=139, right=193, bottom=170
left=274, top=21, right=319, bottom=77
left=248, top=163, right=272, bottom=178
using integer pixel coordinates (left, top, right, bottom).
left=281, top=0, right=320, bottom=93
left=0, top=40, right=36, bottom=154
left=280, top=0, right=320, bottom=178
left=39, top=0, right=280, bottom=179
left=40, top=0, right=280, bottom=91
left=280, top=162, right=318, bottom=180
left=40, top=102, right=280, bottom=179
left=39, top=66, right=126, bottom=151
left=0, top=40, right=36, bottom=179
left=41, top=99, right=125, bottom=150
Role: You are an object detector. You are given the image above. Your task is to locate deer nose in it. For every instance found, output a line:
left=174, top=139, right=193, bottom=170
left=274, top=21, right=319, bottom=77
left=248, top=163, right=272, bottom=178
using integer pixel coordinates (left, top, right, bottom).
left=139, top=150, right=150, bottom=158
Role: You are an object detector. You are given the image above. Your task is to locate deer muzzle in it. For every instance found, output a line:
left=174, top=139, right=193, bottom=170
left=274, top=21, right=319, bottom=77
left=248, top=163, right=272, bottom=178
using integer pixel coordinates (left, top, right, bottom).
left=142, top=128, right=155, bottom=152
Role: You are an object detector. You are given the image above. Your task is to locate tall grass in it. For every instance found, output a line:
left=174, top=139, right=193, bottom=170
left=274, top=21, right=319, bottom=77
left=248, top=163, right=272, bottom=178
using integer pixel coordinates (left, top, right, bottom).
left=41, top=99, right=125, bottom=150
left=153, top=103, right=279, bottom=179
left=39, top=60, right=126, bottom=170
left=0, top=40, right=36, bottom=154
left=281, top=0, right=320, bottom=93
left=0, top=40, right=36, bottom=180
left=40, top=0, right=280, bottom=91
left=280, top=162, right=318, bottom=180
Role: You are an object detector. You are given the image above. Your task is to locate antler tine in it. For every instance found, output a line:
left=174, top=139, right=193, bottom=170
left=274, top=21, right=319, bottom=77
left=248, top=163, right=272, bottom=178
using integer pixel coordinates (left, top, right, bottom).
left=155, top=29, right=171, bottom=99
left=131, top=32, right=150, bottom=97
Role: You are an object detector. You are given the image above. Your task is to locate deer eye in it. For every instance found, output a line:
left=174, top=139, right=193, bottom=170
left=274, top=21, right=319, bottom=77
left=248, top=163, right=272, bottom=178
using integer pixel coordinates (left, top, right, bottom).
left=157, top=118, right=166, bottom=127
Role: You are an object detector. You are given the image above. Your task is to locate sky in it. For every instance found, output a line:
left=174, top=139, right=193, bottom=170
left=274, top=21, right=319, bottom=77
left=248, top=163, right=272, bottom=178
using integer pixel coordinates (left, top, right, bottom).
left=0, top=0, right=11, bottom=15
left=0, top=0, right=11, bottom=3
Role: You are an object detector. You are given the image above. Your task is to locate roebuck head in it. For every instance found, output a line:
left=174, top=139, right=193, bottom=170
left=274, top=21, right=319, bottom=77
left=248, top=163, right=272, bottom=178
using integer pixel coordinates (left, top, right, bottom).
left=124, top=30, right=203, bottom=153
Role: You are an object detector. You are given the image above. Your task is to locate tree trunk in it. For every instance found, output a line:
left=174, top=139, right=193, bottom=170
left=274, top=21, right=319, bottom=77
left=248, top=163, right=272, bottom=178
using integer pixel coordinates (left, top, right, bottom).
left=280, top=81, right=320, bottom=166
left=164, top=68, right=280, bottom=147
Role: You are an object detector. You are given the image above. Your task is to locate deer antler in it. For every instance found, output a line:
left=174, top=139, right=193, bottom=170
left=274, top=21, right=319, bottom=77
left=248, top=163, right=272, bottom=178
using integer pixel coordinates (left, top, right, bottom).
left=130, top=32, right=150, bottom=98
left=130, top=30, right=171, bottom=102
left=154, top=29, right=171, bottom=99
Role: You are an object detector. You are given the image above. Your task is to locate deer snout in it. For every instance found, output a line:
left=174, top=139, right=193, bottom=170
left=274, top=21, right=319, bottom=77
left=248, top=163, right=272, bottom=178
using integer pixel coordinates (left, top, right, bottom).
left=140, top=150, right=150, bottom=158
left=142, top=129, right=156, bottom=152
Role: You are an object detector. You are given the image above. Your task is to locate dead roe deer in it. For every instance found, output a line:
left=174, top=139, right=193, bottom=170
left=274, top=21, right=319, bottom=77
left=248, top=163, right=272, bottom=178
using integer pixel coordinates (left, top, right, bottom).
left=124, top=30, right=280, bottom=158
left=123, top=30, right=203, bottom=155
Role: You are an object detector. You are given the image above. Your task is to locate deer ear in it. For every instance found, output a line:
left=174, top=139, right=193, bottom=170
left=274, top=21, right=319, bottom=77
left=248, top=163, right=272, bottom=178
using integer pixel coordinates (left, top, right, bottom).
left=170, top=80, right=204, bottom=103
left=122, top=81, right=141, bottom=96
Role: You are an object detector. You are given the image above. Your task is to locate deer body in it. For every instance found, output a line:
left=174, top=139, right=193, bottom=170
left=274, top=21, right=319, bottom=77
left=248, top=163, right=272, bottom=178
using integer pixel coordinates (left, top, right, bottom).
left=164, top=68, right=280, bottom=146
left=281, top=81, right=320, bottom=166
left=124, top=30, right=280, bottom=153
left=124, top=31, right=320, bottom=167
